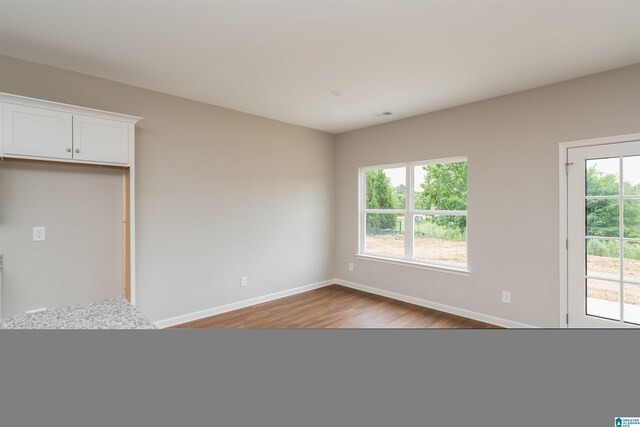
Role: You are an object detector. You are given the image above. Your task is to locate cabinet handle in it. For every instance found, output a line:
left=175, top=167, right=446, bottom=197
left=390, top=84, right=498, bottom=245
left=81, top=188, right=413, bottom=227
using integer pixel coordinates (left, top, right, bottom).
left=66, top=148, right=71, bottom=152
left=75, top=149, right=80, bottom=153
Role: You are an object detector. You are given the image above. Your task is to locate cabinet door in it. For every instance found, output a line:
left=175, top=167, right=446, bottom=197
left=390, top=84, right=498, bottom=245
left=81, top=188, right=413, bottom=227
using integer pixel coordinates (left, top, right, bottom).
left=73, top=115, right=129, bottom=164
left=2, top=103, right=73, bottom=159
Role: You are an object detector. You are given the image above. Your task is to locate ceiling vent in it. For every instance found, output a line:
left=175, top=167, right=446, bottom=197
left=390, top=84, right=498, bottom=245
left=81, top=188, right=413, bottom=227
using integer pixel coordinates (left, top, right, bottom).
left=374, top=111, right=393, bottom=117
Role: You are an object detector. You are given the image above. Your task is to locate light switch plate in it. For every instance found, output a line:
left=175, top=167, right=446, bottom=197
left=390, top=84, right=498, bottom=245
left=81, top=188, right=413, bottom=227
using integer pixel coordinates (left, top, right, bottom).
left=33, top=226, right=46, bottom=241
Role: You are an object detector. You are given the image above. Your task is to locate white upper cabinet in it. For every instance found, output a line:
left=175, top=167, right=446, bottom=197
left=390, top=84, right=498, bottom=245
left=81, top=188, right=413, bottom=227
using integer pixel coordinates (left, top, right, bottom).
left=73, top=115, right=129, bottom=164
left=2, top=103, right=73, bottom=159
left=0, top=93, right=141, bottom=166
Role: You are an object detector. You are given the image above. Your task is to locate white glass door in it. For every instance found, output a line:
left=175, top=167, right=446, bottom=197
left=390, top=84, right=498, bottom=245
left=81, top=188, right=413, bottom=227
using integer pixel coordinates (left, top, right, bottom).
left=567, top=141, right=640, bottom=328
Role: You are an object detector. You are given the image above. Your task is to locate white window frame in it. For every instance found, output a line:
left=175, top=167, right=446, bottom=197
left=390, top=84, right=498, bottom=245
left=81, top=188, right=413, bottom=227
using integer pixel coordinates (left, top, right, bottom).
left=357, top=156, right=469, bottom=274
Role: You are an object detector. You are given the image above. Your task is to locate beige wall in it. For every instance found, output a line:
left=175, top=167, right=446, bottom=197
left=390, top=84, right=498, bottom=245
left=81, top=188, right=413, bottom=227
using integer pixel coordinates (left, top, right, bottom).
left=335, top=64, right=640, bottom=327
left=2, top=53, right=638, bottom=327
left=0, top=162, right=124, bottom=315
left=0, top=55, right=336, bottom=322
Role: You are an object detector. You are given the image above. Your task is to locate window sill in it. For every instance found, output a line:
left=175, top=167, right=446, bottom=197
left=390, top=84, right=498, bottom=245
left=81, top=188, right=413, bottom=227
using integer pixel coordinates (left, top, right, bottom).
left=355, top=254, right=470, bottom=276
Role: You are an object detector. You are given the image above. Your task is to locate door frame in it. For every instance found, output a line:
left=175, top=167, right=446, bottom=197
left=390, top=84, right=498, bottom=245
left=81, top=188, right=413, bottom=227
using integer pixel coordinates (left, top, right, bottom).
left=559, top=133, right=640, bottom=328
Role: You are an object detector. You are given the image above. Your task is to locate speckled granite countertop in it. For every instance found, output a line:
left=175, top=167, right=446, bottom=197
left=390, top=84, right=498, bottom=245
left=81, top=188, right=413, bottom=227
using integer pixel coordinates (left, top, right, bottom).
left=0, top=298, right=156, bottom=329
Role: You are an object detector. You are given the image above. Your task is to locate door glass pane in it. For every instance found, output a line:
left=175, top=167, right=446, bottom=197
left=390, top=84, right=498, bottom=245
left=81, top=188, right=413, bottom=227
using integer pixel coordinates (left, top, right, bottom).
left=623, top=156, right=640, bottom=195
left=623, top=283, right=640, bottom=325
left=586, top=239, right=620, bottom=280
left=365, top=213, right=404, bottom=257
left=366, top=167, right=406, bottom=209
left=623, top=199, right=640, bottom=238
left=623, top=241, right=640, bottom=282
left=586, top=158, right=619, bottom=196
left=414, top=161, right=467, bottom=210
left=413, top=215, right=467, bottom=266
left=586, top=199, right=619, bottom=237
left=586, top=278, right=620, bottom=321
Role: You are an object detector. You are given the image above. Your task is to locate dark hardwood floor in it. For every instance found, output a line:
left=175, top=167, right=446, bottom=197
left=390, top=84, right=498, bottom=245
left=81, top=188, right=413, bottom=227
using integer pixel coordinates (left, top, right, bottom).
left=172, top=284, right=499, bottom=329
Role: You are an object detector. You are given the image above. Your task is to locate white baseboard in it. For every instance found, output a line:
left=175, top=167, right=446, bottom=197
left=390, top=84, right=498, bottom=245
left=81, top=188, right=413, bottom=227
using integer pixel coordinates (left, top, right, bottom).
left=334, top=278, right=537, bottom=329
left=155, top=277, right=536, bottom=329
left=154, top=279, right=334, bottom=328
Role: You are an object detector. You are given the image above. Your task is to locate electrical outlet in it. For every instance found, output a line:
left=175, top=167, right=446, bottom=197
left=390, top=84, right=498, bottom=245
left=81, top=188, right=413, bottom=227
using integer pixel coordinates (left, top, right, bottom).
left=502, top=291, right=511, bottom=303
left=348, top=262, right=354, bottom=272
left=33, top=226, right=46, bottom=241
left=241, top=276, right=248, bottom=287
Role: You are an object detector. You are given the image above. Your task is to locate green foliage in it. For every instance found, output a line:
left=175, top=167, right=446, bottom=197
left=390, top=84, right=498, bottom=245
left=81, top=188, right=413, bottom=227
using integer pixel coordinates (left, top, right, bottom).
left=363, top=161, right=639, bottom=247
left=415, top=162, right=467, bottom=231
left=586, top=239, right=619, bottom=258
left=585, top=166, right=620, bottom=236
left=414, top=217, right=466, bottom=241
left=586, top=166, right=619, bottom=196
left=366, top=170, right=397, bottom=209
left=624, top=180, right=640, bottom=195
left=587, top=240, right=640, bottom=260
left=627, top=242, right=640, bottom=259
left=586, top=199, right=619, bottom=237
left=366, top=170, right=397, bottom=229
left=366, top=214, right=467, bottom=242
left=394, top=184, right=406, bottom=209
left=625, top=201, right=640, bottom=239
left=586, top=166, right=640, bottom=238
left=366, top=213, right=398, bottom=231
left=585, top=166, right=640, bottom=260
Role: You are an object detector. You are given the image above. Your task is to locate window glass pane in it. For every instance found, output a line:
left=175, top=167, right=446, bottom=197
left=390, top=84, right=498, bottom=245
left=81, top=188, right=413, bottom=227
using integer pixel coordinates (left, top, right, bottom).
left=586, top=158, right=619, bottom=196
left=623, top=156, right=640, bottom=195
left=413, top=215, right=467, bottom=266
left=414, top=161, right=467, bottom=210
left=624, top=241, right=640, bottom=283
left=586, top=278, right=620, bottom=321
left=623, top=199, right=640, bottom=238
left=586, top=239, right=620, bottom=280
left=623, top=283, right=640, bottom=325
left=365, top=213, right=404, bottom=257
left=586, top=199, right=619, bottom=237
left=365, top=167, right=406, bottom=209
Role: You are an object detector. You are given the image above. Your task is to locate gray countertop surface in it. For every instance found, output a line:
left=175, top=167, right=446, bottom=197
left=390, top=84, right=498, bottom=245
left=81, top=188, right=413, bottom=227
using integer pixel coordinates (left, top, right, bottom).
left=0, top=298, right=157, bottom=329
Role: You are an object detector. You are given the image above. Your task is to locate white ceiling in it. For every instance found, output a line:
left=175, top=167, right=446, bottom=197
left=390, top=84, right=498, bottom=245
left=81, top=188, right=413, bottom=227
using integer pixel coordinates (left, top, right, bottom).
left=1, top=0, right=639, bottom=134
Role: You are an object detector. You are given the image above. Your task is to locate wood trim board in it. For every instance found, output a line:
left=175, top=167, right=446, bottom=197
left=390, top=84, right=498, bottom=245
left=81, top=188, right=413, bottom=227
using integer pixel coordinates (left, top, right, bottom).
left=123, top=168, right=131, bottom=301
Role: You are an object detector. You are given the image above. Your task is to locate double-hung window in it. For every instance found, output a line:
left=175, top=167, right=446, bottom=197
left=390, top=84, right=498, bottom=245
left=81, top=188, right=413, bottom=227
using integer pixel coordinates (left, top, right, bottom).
left=359, top=157, right=468, bottom=271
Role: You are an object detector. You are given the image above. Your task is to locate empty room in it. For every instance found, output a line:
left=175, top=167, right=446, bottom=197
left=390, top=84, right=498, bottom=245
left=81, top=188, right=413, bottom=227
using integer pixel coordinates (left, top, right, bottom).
left=1, top=0, right=639, bottom=330
left=0, top=1, right=639, bottom=425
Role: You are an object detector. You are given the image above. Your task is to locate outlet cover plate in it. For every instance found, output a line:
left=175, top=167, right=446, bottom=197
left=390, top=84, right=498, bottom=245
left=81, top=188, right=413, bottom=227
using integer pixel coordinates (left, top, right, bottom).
left=502, top=291, right=511, bottom=303
left=33, top=226, right=46, bottom=241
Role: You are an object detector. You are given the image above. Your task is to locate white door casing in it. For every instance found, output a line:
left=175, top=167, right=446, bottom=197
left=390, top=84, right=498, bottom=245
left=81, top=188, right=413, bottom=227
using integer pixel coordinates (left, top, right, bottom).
left=566, top=140, right=640, bottom=328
